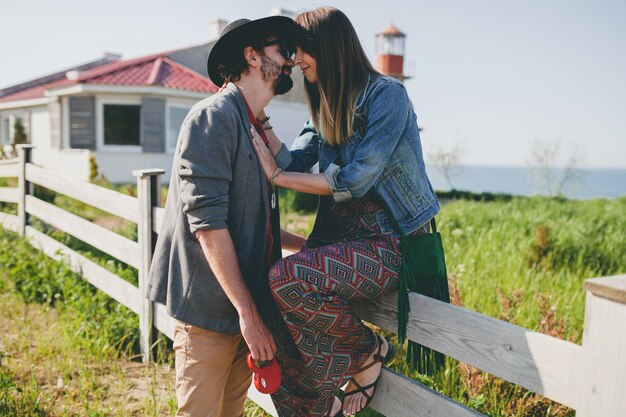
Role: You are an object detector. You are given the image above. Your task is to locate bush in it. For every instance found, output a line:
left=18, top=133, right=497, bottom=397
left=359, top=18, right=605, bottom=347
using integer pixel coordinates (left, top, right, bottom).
left=279, top=188, right=318, bottom=213
left=436, top=189, right=514, bottom=202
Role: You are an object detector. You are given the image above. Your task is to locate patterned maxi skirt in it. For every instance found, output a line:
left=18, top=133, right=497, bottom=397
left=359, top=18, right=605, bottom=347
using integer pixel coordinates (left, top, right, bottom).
left=269, top=193, right=428, bottom=416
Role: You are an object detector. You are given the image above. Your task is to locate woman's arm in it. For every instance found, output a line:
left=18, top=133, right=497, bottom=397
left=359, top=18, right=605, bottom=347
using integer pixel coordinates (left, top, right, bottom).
left=251, top=128, right=331, bottom=196
left=258, top=112, right=322, bottom=173
left=275, top=171, right=331, bottom=196
left=280, top=229, right=307, bottom=252
left=256, top=110, right=284, bottom=157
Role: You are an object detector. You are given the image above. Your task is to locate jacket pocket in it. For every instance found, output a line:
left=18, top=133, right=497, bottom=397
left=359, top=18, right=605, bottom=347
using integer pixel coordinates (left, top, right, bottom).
left=378, top=164, right=425, bottom=221
left=344, top=112, right=367, bottom=146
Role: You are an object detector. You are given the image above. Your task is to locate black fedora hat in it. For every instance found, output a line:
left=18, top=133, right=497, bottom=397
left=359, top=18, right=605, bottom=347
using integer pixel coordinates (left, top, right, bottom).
left=207, top=15, right=296, bottom=87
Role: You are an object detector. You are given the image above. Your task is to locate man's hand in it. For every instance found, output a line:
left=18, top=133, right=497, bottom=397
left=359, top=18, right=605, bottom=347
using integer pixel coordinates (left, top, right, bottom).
left=239, top=308, right=277, bottom=361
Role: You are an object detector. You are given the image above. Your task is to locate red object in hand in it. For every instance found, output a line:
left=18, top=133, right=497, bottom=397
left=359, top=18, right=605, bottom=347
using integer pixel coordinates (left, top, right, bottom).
left=246, top=353, right=282, bottom=394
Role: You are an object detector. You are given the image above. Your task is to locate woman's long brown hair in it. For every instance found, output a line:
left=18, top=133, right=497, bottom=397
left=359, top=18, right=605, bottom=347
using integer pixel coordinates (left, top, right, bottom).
left=295, top=7, right=377, bottom=146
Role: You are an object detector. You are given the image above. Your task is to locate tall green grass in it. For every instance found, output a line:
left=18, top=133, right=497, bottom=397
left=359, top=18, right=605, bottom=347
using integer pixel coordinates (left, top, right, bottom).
left=0, top=226, right=139, bottom=358
left=360, top=195, right=626, bottom=417
left=1, top=193, right=624, bottom=416
left=0, top=227, right=178, bottom=416
left=441, top=196, right=625, bottom=339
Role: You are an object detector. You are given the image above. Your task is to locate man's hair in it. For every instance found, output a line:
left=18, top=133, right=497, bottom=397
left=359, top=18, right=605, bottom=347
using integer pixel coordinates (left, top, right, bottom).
left=295, top=7, right=377, bottom=146
left=217, top=29, right=278, bottom=85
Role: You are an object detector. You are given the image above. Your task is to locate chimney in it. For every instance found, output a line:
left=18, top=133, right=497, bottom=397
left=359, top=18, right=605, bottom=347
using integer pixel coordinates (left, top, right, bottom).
left=376, top=24, right=409, bottom=82
left=269, top=7, right=295, bottom=18
left=102, top=52, right=122, bottom=61
left=209, top=19, right=228, bottom=40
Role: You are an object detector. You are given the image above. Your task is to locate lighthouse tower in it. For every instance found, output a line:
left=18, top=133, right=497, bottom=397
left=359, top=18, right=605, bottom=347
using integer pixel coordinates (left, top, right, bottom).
left=376, top=24, right=408, bottom=82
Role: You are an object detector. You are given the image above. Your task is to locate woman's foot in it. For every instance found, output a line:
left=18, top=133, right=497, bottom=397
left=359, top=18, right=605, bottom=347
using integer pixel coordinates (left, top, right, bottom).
left=325, top=395, right=342, bottom=417
left=342, top=335, right=390, bottom=415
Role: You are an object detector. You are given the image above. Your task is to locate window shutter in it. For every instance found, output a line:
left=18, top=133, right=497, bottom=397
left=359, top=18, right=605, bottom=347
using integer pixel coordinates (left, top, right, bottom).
left=49, top=99, right=62, bottom=149
left=141, top=98, right=165, bottom=152
left=0, top=114, right=9, bottom=146
left=69, top=96, right=95, bottom=149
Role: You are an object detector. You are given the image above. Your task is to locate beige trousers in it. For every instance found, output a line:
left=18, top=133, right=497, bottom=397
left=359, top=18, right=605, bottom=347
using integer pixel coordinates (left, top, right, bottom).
left=173, top=319, right=252, bottom=417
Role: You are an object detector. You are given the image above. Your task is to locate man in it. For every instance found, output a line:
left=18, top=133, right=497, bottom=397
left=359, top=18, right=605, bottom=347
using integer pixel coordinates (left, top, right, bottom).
left=147, top=16, right=301, bottom=417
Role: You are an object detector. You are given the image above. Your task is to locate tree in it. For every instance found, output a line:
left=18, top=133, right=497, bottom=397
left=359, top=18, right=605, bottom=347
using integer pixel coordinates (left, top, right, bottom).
left=89, top=153, right=99, bottom=182
left=428, top=142, right=466, bottom=191
left=528, top=138, right=583, bottom=197
left=11, top=118, right=28, bottom=156
left=12, top=118, right=27, bottom=145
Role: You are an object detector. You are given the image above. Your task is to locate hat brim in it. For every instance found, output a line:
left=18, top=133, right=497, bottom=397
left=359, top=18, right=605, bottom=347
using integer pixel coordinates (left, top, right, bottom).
left=207, top=15, right=296, bottom=87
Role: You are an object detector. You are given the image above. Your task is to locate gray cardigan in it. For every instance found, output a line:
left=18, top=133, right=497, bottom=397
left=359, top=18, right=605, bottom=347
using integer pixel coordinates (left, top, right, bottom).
left=147, top=82, right=291, bottom=333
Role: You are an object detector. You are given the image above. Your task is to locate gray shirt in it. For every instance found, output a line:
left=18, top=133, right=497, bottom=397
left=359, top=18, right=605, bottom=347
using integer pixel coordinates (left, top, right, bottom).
left=147, top=82, right=291, bottom=333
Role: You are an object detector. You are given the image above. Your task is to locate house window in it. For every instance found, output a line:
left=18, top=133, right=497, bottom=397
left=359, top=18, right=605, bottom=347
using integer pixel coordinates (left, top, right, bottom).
left=104, top=104, right=140, bottom=146
left=167, top=107, right=189, bottom=151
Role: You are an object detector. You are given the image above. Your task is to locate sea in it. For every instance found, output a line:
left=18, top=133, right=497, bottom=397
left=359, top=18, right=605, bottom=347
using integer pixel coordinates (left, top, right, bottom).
left=425, top=165, right=626, bottom=200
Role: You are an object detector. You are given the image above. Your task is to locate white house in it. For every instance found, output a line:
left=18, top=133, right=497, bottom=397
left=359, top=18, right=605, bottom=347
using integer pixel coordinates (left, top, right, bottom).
left=0, top=19, right=308, bottom=183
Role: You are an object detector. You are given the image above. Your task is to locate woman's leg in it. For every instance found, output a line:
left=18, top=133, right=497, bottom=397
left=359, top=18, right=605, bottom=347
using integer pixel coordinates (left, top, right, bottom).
left=269, top=237, right=401, bottom=416
left=272, top=341, right=334, bottom=417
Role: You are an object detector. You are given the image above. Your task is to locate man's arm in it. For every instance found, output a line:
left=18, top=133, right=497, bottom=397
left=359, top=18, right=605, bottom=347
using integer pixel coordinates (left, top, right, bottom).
left=195, top=228, right=277, bottom=361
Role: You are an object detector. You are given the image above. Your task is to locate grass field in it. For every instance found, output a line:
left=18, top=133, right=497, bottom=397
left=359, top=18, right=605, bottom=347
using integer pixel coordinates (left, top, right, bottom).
left=369, top=195, right=625, bottom=417
left=1, top=192, right=624, bottom=416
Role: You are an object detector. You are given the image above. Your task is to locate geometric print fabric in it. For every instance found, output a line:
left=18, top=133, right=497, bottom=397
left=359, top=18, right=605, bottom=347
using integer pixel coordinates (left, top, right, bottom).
left=269, top=194, right=403, bottom=416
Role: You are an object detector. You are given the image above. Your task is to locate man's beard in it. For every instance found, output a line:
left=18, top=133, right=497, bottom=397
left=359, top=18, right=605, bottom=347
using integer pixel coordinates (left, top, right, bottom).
left=260, top=55, right=293, bottom=95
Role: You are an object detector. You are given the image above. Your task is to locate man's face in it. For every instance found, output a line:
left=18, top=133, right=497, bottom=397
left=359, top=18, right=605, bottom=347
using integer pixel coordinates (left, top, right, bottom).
left=259, top=39, right=294, bottom=95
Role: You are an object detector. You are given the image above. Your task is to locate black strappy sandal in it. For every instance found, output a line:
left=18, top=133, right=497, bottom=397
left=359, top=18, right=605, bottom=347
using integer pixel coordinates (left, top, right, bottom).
left=342, top=335, right=395, bottom=414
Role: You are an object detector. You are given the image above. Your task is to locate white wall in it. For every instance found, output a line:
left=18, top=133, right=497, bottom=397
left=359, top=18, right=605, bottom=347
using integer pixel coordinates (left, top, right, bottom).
left=32, top=148, right=92, bottom=182
left=93, top=151, right=173, bottom=184
left=264, top=100, right=309, bottom=149
left=29, top=107, right=50, bottom=150
left=26, top=105, right=91, bottom=182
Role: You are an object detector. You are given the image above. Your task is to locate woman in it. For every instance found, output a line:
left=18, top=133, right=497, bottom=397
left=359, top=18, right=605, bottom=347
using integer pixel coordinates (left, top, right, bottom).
left=252, top=7, right=440, bottom=417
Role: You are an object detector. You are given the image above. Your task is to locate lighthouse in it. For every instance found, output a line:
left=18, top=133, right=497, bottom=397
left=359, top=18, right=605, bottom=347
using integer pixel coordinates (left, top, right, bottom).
left=376, top=24, right=408, bottom=82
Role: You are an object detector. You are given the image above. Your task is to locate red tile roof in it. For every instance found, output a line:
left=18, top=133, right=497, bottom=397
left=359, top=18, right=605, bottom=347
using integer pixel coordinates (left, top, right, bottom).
left=0, top=53, right=217, bottom=103
left=0, top=77, right=68, bottom=102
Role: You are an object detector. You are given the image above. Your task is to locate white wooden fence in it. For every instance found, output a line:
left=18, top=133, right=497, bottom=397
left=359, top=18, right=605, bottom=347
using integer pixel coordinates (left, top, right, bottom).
left=0, top=145, right=624, bottom=416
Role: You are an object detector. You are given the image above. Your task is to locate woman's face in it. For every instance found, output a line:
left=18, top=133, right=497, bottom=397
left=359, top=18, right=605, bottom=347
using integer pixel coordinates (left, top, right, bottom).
left=295, top=47, right=317, bottom=84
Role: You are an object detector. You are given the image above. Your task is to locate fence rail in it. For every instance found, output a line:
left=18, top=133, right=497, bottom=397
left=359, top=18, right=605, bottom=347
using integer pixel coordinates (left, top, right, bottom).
left=0, top=212, right=18, bottom=232
left=0, top=187, right=18, bottom=203
left=25, top=195, right=141, bottom=268
left=25, top=226, right=143, bottom=315
left=0, top=159, right=19, bottom=178
left=25, top=162, right=140, bottom=223
left=0, top=145, right=624, bottom=416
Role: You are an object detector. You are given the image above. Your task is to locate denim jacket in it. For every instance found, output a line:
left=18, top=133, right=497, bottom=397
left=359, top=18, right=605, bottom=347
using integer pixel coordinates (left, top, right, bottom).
left=284, top=74, right=439, bottom=235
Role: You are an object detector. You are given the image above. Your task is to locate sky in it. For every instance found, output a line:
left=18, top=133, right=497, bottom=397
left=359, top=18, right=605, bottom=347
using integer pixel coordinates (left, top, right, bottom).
left=1, top=0, right=625, bottom=168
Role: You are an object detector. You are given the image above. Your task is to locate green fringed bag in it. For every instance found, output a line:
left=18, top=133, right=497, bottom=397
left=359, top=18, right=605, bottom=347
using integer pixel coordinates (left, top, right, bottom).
left=397, top=218, right=450, bottom=374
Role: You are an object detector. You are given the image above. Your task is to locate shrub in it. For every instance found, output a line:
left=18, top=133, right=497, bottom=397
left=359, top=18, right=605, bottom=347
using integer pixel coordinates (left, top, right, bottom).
left=279, top=188, right=318, bottom=213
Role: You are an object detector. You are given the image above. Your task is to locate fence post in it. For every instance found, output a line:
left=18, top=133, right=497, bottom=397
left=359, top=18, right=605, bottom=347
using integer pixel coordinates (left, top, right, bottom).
left=579, top=274, right=626, bottom=417
left=17, top=144, right=35, bottom=236
left=133, top=168, right=165, bottom=364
